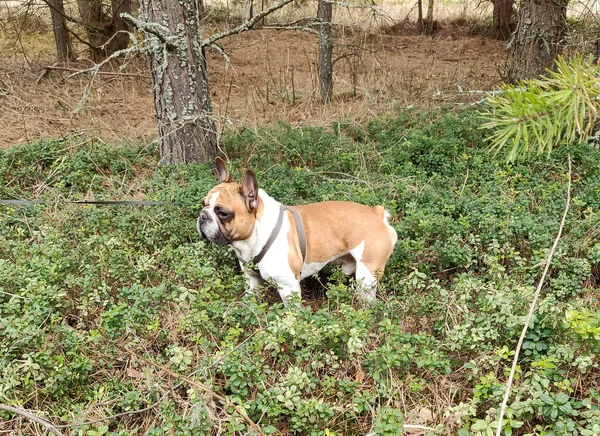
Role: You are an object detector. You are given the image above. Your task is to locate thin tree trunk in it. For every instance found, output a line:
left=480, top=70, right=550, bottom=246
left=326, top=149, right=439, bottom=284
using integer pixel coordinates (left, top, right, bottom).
left=109, top=0, right=132, bottom=53
left=492, top=0, right=514, bottom=40
left=78, top=0, right=132, bottom=61
left=424, top=0, right=434, bottom=35
left=47, top=0, right=74, bottom=63
left=506, top=0, right=568, bottom=82
left=317, top=0, right=333, bottom=103
left=416, top=0, right=423, bottom=33
left=140, top=0, right=217, bottom=164
left=245, top=0, right=253, bottom=22
left=77, top=0, right=105, bottom=61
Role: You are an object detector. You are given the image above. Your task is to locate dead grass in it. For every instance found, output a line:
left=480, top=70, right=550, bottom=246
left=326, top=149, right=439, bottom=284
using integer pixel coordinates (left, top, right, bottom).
left=0, top=1, right=506, bottom=148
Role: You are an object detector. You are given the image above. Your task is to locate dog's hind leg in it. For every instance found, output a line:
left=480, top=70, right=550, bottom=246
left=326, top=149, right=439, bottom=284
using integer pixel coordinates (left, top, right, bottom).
left=355, top=262, right=378, bottom=301
left=337, top=254, right=357, bottom=276
left=346, top=242, right=377, bottom=301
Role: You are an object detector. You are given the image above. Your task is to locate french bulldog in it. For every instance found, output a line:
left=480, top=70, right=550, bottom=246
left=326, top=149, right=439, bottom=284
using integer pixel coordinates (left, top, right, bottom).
left=198, top=157, right=397, bottom=305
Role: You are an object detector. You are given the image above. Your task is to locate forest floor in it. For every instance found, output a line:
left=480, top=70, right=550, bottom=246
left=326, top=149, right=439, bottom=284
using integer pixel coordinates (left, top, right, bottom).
left=0, top=17, right=506, bottom=147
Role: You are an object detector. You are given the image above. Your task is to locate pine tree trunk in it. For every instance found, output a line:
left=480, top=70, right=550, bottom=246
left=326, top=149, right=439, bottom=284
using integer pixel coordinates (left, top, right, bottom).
left=245, top=0, right=253, bottom=22
left=424, top=0, right=434, bottom=35
left=317, top=0, right=333, bottom=103
left=77, top=0, right=132, bottom=61
left=77, top=0, right=105, bottom=61
left=506, top=0, right=568, bottom=82
left=108, top=0, right=132, bottom=54
left=47, top=0, right=74, bottom=63
left=140, top=0, right=217, bottom=164
left=492, top=0, right=514, bottom=40
left=416, top=0, right=423, bottom=33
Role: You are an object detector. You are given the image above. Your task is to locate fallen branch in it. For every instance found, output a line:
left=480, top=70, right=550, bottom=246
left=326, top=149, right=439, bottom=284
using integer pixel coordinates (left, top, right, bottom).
left=0, top=403, right=65, bottom=436
left=495, top=156, right=572, bottom=436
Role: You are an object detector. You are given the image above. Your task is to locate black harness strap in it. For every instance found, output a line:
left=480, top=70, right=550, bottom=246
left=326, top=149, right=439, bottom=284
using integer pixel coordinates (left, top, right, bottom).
left=286, top=206, right=307, bottom=263
left=0, top=199, right=183, bottom=206
left=247, top=204, right=307, bottom=266
left=251, top=205, right=285, bottom=265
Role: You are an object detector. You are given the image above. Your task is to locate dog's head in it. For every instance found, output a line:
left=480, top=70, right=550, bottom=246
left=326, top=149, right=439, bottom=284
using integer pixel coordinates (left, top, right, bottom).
left=198, top=157, right=261, bottom=245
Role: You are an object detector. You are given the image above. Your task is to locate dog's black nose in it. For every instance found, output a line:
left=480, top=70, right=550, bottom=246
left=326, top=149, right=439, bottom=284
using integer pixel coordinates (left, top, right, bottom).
left=200, top=210, right=210, bottom=222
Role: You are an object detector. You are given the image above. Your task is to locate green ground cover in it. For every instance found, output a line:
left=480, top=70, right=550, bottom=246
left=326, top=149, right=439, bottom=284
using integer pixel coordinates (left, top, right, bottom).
left=1, top=108, right=599, bottom=435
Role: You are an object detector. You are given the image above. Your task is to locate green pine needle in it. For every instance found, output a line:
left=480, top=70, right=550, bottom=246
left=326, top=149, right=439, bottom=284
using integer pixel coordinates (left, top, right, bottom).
left=480, top=55, right=600, bottom=162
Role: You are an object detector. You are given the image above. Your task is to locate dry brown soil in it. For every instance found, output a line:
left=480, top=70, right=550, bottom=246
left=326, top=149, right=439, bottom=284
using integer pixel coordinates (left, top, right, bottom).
left=0, top=23, right=506, bottom=147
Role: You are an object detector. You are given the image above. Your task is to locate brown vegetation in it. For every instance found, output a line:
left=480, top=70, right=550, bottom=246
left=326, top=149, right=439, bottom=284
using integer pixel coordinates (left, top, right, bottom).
left=0, top=17, right=506, bottom=147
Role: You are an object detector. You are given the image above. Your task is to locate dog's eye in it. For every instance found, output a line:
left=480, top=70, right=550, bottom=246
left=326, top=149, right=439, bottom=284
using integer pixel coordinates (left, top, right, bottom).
left=216, top=209, right=234, bottom=222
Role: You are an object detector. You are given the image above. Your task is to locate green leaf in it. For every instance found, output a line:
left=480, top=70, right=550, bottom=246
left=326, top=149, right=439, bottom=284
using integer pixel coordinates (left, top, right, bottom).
left=471, top=419, right=490, bottom=431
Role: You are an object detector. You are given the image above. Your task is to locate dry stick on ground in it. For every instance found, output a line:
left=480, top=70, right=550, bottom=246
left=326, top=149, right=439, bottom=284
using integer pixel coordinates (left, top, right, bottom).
left=0, top=403, right=65, bottom=436
left=113, top=342, right=266, bottom=436
left=495, top=156, right=572, bottom=436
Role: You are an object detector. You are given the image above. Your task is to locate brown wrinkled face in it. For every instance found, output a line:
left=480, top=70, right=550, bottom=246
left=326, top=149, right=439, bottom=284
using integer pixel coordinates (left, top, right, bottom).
left=197, top=182, right=260, bottom=245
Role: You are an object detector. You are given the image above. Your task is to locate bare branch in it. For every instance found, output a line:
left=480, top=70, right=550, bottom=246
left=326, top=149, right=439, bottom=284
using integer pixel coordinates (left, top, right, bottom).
left=209, top=42, right=231, bottom=68
left=332, top=51, right=358, bottom=66
left=72, top=41, right=145, bottom=114
left=262, top=25, right=319, bottom=35
left=121, top=12, right=175, bottom=47
left=41, top=65, right=148, bottom=78
left=495, top=156, right=572, bottom=436
left=266, top=17, right=316, bottom=27
left=0, top=404, right=65, bottom=436
left=40, top=0, right=79, bottom=24
left=201, top=0, right=294, bottom=47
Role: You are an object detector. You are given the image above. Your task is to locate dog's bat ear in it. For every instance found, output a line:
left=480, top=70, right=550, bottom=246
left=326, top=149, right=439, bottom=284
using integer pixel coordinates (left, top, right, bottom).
left=215, top=157, right=233, bottom=183
left=241, top=170, right=259, bottom=212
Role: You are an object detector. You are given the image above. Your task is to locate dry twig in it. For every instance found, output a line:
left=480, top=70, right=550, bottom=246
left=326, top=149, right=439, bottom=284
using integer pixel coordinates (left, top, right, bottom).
left=495, top=156, right=572, bottom=436
left=200, top=0, right=295, bottom=48
left=0, top=403, right=65, bottom=436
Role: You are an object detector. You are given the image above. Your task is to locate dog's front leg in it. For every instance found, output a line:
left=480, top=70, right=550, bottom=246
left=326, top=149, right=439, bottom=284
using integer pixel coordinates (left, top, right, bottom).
left=276, top=279, right=301, bottom=307
left=241, top=264, right=267, bottom=295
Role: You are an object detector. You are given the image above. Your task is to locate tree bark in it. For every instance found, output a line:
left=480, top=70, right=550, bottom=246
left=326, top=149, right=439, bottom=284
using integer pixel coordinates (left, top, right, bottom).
left=505, top=0, right=569, bottom=82
left=47, top=0, right=74, bottom=63
left=77, top=0, right=105, bottom=61
left=492, top=0, right=514, bottom=40
left=245, top=0, right=253, bottom=22
left=109, top=0, right=132, bottom=53
left=140, top=0, right=217, bottom=164
left=424, top=0, right=434, bottom=35
left=317, top=0, right=333, bottom=103
left=77, top=0, right=132, bottom=61
left=416, top=0, right=423, bottom=33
